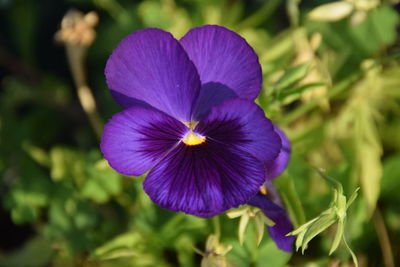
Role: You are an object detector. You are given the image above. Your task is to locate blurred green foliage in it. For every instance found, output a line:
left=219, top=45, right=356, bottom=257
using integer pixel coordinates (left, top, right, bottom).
left=1, top=0, right=400, bottom=266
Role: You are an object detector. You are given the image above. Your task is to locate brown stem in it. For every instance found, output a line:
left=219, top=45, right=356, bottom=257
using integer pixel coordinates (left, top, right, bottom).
left=373, top=207, right=394, bottom=267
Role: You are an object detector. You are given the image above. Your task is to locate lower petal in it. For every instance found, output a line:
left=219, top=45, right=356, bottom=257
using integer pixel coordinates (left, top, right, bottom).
left=248, top=193, right=294, bottom=252
left=143, top=141, right=266, bottom=217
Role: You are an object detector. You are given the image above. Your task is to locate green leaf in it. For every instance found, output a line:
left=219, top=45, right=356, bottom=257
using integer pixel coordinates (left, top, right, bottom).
left=11, top=204, right=38, bottom=224
left=256, top=239, right=292, bottom=267
left=343, top=235, right=359, bottom=267
left=278, top=82, right=327, bottom=100
left=238, top=214, right=250, bottom=245
left=329, top=219, right=344, bottom=255
left=275, top=62, right=311, bottom=90
left=49, top=147, right=82, bottom=182
left=226, top=206, right=248, bottom=218
left=81, top=160, right=122, bottom=203
left=22, top=142, right=50, bottom=167
left=346, top=188, right=360, bottom=209
left=274, top=175, right=306, bottom=227
left=91, top=232, right=142, bottom=260
left=288, top=217, right=319, bottom=236
left=301, top=213, right=336, bottom=254
left=0, top=237, right=52, bottom=267
left=381, top=155, right=400, bottom=199
left=254, top=214, right=265, bottom=246
left=355, top=131, right=382, bottom=215
left=352, top=5, right=399, bottom=54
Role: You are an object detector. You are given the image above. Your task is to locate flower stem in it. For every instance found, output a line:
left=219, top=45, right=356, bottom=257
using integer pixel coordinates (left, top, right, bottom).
left=66, top=44, right=103, bottom=139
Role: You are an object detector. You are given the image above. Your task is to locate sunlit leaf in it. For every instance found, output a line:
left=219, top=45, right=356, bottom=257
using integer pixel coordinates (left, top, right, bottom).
left=238, top=214, right=250, bottom=245
left=301, top=213, right=336, bottom=254
left=91, top=232, right=142, bottom=260
left=254, top=214, right=265, bottom=246
left=308, top=1, right=353, bottom=22
left=329, top=220, right=344, bottom=255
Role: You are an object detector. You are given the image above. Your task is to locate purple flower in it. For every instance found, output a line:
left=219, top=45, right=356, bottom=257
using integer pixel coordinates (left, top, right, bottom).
left=248, top=182, right=295, bottom=252
left=248, top=127, right=294, bottom=252
left=101, top=25, right=293, bottom=249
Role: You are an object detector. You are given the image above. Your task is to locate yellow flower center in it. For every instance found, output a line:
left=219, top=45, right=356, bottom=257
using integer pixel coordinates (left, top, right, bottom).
left=182, top=131, right=206, bottom=146
left=182, top=121, right=206, bottom=146
left=259, top=185, right=268, bottom=195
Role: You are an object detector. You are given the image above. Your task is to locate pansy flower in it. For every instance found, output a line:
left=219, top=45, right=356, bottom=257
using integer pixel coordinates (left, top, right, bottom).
left=101, top=25, right=293, bottom=250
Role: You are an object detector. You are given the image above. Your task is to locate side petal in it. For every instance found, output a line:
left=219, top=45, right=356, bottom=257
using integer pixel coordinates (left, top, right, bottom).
left=143, top=141, right=266, bottom=217
left=180, top=25, right=262, bottom=116
left=266, top=125, right=291, bottom=180
left=196, top=99, right=281, bottom=163
left=100, top=106, right=187, bottom=176
left=248, top=193, right=294, bottom=252
left=105, top=28, right=201, bottom=122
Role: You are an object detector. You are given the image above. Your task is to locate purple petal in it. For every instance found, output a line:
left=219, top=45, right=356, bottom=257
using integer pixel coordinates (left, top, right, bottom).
left=196, top=99, right=282, bottom=163
left=191, top=82, right=238, bottom=121
left=248, top=193, right=294, bottom=252
left=105, top=28, right=201, bottom=121
left=100, top=106, right=186, bottom=176
left=180, top=25, right=262, bottom=116
left=266, top=126, right=291, bottom=180
left=143, top=141, right=266, bottom=217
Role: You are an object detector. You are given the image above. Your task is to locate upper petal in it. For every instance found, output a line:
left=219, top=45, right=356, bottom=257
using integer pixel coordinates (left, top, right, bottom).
left=196, top=99, right=282, bottom=163
left=143, top=141, right=266, bottom=217
left=191, top=82, right=238, bottom=121
left=105, top=28, right=201, bottom=121
left=248, top=193, right=294, bottom=252
left=180, top=25, right=262, bottom=101
left=100, top=106, right=187, bottom=176
left=266, top=125, right=291, bottom=180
